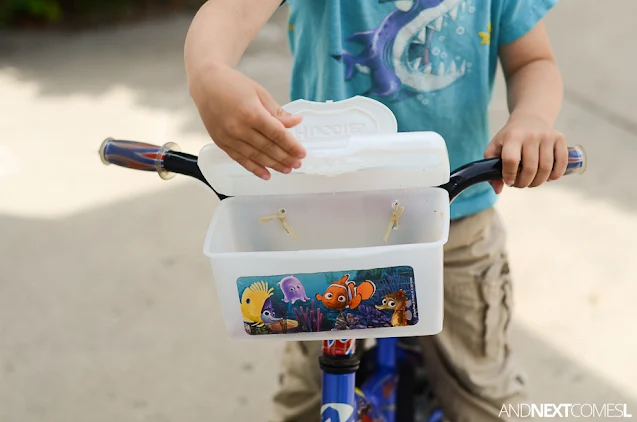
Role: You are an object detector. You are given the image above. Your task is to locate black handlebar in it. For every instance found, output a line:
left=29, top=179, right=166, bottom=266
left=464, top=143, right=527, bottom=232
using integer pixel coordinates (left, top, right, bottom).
left=441, top=158, right=502, bottom=202
left=99, top=138, right=587, bottom=203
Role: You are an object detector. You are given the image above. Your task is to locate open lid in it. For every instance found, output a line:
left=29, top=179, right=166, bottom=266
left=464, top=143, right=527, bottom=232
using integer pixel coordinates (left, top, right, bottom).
left=198, top=96, right=450, bottom=196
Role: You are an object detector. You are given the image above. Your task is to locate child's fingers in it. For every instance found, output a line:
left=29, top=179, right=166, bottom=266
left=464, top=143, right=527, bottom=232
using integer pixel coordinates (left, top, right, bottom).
left=257, top=91, right=306, bottom=158
left=484, top=138, right=504, bottom=193
left=222, top=144, right=271, bottom=180
left=258, top=88, right=303, bottom=127
left=484, top=140, right=502, bottom=159
left=549, top=134, right=568, bottom=180
left=254, top=110, right=306, bottom=160
left=275, top=106, right=304, bottom=128
left=516, top=139, right=540, bottom=188
left=529, top=139, right=554, bottom=187
left=490, top=180, right=505, bottom=194
left=230, top=138, right=293, bottom=175
left=241, top=128, right=302, bottom=170
left=501, top=137, right=523, bottom=186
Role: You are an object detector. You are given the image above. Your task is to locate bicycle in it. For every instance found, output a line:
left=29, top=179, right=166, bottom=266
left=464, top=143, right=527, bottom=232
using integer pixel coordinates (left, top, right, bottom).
left=98, top=99, right=587, bottom=422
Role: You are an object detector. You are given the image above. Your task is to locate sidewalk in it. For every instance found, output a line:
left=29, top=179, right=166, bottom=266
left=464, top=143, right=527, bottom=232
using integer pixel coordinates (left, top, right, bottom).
left=0, top=2, right=635, bottom=421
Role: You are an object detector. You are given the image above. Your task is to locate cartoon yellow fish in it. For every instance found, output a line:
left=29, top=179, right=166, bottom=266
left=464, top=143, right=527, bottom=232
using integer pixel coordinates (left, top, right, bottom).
left=241, top=281, right=274, bottom=327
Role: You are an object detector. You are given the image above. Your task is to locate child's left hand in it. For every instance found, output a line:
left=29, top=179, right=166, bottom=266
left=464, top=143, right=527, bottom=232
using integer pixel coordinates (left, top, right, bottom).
left=484, top=114, right=569, bottom=194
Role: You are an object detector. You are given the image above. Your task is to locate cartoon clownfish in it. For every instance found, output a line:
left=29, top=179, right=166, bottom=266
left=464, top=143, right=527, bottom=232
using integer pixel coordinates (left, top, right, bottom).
left=316, top=274, right=376, bottom=311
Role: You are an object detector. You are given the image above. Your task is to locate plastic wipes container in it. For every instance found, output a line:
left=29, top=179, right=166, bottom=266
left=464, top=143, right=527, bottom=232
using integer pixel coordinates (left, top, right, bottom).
left=198, top=97, right=451, bottom=341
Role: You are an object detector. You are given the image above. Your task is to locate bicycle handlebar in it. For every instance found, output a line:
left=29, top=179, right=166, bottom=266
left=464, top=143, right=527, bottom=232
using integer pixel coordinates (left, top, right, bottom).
left=99, top=138, right=226, bottom=198
left=99, top=138, right=586, bottom=202
left=441, top=145, right=587, bottom=201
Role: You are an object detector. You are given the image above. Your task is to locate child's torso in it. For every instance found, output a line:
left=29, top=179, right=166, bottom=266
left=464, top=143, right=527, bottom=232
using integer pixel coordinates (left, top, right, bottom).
left=286, top=0, right=503, bottom=218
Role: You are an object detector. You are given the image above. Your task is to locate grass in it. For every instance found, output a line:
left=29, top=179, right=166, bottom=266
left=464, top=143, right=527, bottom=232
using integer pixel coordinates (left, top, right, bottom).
left=1, top=0, right=205, bottom=30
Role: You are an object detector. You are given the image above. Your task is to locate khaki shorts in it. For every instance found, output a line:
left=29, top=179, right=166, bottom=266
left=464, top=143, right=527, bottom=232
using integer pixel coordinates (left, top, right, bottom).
left=270, top=207, right=529, bottom=422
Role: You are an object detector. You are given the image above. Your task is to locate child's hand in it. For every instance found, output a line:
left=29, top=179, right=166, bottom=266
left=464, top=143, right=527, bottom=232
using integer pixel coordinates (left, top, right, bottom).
left=484, top=115, right=568, bottom=194
left=189, top=64, right=306, bottom=180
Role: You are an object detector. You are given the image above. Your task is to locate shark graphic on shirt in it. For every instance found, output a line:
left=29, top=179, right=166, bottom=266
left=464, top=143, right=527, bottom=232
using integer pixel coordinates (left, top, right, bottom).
left=333, top=0, right=469, bottom=101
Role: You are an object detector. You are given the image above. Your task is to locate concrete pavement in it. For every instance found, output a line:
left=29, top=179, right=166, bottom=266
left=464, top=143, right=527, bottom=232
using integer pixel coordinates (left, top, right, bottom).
left=1, top=1, right=636, bottom=421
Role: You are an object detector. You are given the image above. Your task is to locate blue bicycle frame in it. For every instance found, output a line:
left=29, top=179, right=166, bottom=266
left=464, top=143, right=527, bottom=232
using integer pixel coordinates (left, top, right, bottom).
left=321, top=339, right=361, bottom=422
left=321, top=338, right=444, bottom=422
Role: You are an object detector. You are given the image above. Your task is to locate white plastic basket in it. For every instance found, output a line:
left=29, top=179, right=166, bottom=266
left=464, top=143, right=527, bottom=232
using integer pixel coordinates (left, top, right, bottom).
left=198, top=97, right=451, bottom=341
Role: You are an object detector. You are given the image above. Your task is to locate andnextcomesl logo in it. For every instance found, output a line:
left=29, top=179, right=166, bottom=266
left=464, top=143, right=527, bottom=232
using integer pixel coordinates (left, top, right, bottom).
left=500, top=403, right=633, bottom=419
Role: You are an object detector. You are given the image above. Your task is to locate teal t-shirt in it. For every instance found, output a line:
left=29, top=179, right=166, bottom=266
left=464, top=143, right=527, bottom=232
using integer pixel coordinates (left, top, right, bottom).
left=284, top=0, right=557, bottom=219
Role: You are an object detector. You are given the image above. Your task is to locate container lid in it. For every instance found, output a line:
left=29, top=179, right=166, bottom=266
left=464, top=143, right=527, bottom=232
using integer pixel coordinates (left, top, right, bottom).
left=198, top=96, right=450, bottom=196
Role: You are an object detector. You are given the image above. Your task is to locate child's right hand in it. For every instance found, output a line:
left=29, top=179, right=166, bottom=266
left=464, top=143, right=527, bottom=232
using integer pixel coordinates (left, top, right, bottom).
left=189, top=64, right=306, bottom=180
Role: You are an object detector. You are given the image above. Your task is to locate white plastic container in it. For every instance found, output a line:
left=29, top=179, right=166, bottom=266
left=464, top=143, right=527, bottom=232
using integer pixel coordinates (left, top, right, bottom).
left=198, top=97, right=451, bottom=341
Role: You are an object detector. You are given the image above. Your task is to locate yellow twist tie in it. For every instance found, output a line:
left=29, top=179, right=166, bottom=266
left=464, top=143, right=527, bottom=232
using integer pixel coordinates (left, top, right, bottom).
left=383, top=201, right=404, bottom=243
left=259, top=208, right=299, bottom=240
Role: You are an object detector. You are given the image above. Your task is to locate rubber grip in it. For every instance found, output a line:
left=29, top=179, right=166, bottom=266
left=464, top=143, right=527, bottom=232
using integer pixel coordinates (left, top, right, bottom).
left=564, top=144, right=587, bottom=175
left=99, top=138, right=177, bottom=180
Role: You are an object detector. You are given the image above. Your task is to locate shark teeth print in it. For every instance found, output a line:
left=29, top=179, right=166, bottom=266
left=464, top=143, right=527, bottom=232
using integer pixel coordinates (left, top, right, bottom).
left=427, top=16, right=444, bottom=32
left=409, top=55, right=467, bottom=78
left=448, top=4, right=459, bottom=20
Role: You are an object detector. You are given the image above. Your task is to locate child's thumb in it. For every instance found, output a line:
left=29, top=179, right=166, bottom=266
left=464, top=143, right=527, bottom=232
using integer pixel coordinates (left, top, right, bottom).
left=258, top=89, right=303, bottom=128
left=484, top=141, right=502, bottom=159
left=490, top=180, right=504, bottom=194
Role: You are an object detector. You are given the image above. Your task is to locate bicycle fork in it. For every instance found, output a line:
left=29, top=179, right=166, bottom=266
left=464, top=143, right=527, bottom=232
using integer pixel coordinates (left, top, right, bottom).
left=320, top=339, right=360, bottom=422
left=320, top=339, right=398, bottom=422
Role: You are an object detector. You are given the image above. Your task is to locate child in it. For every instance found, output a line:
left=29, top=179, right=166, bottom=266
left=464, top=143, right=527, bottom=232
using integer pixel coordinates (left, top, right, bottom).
left=185, top=0, right=567, bottom=420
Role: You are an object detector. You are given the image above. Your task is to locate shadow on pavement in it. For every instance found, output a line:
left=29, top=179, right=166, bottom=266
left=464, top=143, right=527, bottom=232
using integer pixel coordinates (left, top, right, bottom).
left=0, top=181, right=278, bottom=422
left=511, top=325, right=637, bottom=421
left=0, top=181, right=635, bottom=421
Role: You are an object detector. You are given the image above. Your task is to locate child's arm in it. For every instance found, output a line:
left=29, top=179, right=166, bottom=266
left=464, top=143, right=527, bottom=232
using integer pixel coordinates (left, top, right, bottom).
left=485, top=21, right=568, bottom=193
left=185, top=0, right=305, bottom=181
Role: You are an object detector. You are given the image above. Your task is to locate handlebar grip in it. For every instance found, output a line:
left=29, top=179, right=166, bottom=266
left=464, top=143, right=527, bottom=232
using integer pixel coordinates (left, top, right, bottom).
left=442, top=145, right=588, bottom=202
left=99, top=138, right=177, bottom=180
left=564, top=144, right=587, bottom=175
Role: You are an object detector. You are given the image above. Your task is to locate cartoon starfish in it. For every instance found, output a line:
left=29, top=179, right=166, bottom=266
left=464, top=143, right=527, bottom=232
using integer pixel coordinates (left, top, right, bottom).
left=479, top=23, right=491, bottom=46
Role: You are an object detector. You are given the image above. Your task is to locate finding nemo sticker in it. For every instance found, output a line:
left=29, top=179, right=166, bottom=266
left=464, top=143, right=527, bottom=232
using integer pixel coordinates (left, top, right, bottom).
left=237, top=266, right=418, bottom=335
